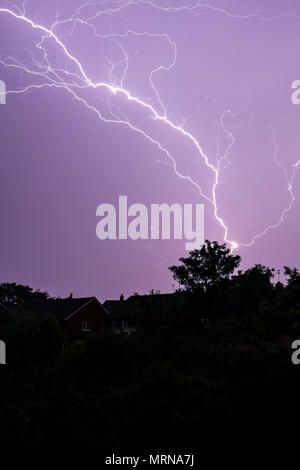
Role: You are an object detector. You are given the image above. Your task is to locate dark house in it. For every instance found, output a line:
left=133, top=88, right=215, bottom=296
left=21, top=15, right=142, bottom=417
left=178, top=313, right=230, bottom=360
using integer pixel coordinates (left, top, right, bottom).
left=104, top=292, right=188, bottom=334
left=104, top=297, right=136, bottom=334
left=62, top=297, right=107, bottom=340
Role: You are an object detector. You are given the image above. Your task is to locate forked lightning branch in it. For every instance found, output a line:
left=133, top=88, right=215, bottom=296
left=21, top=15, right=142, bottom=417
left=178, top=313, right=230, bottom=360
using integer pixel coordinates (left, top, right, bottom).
left=0, top=6, right=298, bottom=251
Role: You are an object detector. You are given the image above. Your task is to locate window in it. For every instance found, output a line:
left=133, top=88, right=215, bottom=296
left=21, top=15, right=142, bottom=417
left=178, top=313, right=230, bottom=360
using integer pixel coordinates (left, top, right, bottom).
left=201, top=318, right=209, bottom=328
left=82, top=320, right=92, bottom=332
left=122, top=319, right=128, bottom=329
left=111, top=320, right=117, bottom=329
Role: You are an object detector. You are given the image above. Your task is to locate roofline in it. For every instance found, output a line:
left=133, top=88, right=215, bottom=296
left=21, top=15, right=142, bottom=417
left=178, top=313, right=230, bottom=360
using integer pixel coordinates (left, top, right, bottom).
left=64, top=297, right=108, bottom=321
left=102, top=300, right=121, bottom=316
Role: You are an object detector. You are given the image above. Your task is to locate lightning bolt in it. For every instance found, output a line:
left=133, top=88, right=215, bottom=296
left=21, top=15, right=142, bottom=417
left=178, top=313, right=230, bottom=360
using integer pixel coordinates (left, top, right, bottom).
left=0, top=1, right=298, bottom=253
left=239, top=127, right=300, bottom=248
left=136, top=0, right=297, bottom=22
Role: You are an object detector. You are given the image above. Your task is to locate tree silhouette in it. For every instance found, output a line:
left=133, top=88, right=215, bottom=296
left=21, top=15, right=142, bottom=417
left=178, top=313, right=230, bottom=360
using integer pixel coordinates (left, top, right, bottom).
left=284, top=266, right=300, bottom=285
left=169, top=240, right=241, bottom=291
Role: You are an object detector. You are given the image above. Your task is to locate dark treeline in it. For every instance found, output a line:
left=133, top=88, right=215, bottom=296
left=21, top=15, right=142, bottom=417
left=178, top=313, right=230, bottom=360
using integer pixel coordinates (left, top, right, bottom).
left=0, top=240, right=300, bottom=449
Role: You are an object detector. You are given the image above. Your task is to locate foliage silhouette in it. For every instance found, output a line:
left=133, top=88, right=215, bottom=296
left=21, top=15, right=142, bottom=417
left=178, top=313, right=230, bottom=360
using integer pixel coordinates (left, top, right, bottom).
left=0, top=241, right=299, bottom=449
left=169, top=240, right=241, bottom=291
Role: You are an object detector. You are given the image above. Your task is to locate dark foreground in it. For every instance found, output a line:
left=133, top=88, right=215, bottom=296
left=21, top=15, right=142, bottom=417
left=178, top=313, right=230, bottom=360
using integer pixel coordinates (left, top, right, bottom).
left=1, top=244, right=300, bottom=449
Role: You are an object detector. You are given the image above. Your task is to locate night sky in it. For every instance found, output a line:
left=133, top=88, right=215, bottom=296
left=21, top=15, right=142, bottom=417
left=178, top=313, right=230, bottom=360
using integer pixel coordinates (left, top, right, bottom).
left=0, top=0, right=300, bottom=300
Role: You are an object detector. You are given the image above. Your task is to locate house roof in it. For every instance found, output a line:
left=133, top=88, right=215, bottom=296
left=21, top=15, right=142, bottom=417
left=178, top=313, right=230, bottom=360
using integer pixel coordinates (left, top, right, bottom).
left=103, top=300, right=122, bottom=314
left=41, top=296, right=106, bottom=321
left=64, top=297, right=98, bottom=320
left=106, top=293, right=187, bottom=319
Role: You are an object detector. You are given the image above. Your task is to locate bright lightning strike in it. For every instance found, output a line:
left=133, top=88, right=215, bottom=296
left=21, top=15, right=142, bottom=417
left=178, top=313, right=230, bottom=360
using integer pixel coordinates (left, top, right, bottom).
left=0, top=1, right=298, bottom=252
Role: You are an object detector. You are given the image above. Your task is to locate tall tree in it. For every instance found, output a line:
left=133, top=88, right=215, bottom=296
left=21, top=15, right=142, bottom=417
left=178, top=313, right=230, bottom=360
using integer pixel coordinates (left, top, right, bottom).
left=169, top=240, right=241, bottom=292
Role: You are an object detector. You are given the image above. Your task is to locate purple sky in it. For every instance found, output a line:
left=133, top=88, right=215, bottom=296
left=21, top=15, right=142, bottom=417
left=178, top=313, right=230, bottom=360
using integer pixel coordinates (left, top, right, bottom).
left=0, top=0, right=300, bottom=301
